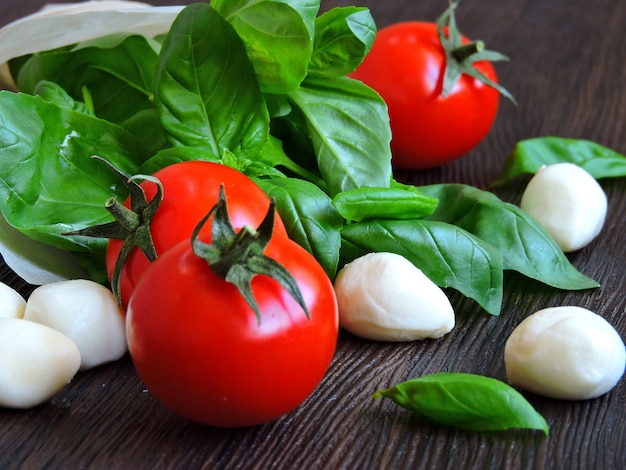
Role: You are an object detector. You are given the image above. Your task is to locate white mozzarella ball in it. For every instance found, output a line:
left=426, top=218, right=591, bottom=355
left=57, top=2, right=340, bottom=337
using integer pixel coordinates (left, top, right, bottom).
left=520, top=162, right=607, bottom=252
left=0, top=318, right=80, bottom=408
left=334, top=252, right=455, bottom=341
left=24, top=279, right=127, bottom=370
left=504, top=306, right=625, bottom=400
left=0, top=282, right=26, bottom=319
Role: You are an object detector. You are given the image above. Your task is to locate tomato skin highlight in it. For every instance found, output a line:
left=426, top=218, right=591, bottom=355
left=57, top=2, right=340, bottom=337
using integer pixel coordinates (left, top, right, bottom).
left=126, top=235, right=338, bottom=428
left=350, top=22, right=500, bottom=169
left=106, top=161, right=288, bottom=308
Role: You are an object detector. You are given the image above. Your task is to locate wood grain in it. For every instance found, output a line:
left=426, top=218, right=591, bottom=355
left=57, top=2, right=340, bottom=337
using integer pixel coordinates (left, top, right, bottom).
left=1, top=1, right=626, bottom=469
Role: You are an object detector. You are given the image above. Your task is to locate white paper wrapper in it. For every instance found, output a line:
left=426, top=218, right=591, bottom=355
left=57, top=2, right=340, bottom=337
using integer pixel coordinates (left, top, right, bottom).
left=0, top=0, right=183, bottom=89
left=0, top=213, right=88, bottom=285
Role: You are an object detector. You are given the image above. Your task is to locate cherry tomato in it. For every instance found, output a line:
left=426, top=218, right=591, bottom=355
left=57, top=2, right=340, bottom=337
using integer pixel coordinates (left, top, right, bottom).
left=350, top=22, right=501, bottom=169
left=106, top=161, right=288, bottom=308
left=126, top=232, right=338, bottom=428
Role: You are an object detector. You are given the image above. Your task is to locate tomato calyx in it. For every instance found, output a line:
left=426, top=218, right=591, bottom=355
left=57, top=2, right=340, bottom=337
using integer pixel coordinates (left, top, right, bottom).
left=65, top=156, right=161, bottom=305
left=437, top=0, right=516, bottom=104
left=192, top=185, right=311, bottom=323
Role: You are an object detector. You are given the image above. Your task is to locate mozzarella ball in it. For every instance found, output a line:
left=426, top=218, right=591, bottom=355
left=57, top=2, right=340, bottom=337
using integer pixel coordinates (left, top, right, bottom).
left=505, top=306, right=625, bottom=400
left=24, top=279, right=127, bottom=370
left=334, top=252, right=454, bottom=341
left=0, top=318, right=80, bottom=408
left=0, top=282, right=26, bottom=319
left=520, top=162, right=607, bottom=252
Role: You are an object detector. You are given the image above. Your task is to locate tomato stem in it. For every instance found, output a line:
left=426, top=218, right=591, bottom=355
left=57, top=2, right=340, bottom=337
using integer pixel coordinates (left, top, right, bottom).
left=191, top=186, right=311, bottom=324
left=437, top=0, right=516, bottom=103
left=207, top=225, right=258, bottom=279
left=63, top=156, right=162, bottom=306
left=104, top=198, right=139, bottom=232
left=451, top=40, right=484, bottom=63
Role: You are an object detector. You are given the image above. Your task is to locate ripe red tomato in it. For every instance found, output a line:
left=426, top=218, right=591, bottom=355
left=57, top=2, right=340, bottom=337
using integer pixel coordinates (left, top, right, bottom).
left=126, top=232, right=338, bottom=427
left=350, top=22, right=501, bottom=169
left=106, top=160, right=288, bottom=308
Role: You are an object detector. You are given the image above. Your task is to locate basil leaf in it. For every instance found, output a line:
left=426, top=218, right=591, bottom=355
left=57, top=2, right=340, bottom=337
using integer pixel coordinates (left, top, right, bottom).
left=251, top=134, right=323, bottom=185
left=0, top=91, right=147, bottom=252
left=287, top=76, right=392, bottom=196
left=492, top=136, right=626, bottom=185
left=154, top=3, right=269, bottom=159
left=256, top=177, right=343, bottom=278
left=16, top=34, right=160, bottom=127
left=33, top=80, right=93, bottom=115
left=138, top=146, right=221, bottom=175
left=332, top=186, right=438, bottom=222
left=340, top=219, right=503, bottom=315
left=421, top=184, right=599, bottom=290
left=374, top=372, right=549, bottom=435
left=120, top=108, right=169, bottom=156
left=213, top=0, right=318, bottom=94
left=308, top=6, right=376, bottom=78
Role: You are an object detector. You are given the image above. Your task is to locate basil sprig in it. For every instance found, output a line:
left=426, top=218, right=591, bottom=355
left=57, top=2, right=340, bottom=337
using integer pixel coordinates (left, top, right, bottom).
left=0, top=0, right=602, bottom=314
left=374, top=372, right=549, bottom=435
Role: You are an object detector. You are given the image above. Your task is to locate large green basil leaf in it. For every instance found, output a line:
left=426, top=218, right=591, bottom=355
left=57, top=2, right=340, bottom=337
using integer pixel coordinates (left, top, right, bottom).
left=309, top=6, right=376, bottom=78
left=16, top=34, right=160, bottom=127
left=340, top=219, right=503, bottom=315
left=287, top=76, right=392, bottom=196
left=374, top=373, right=549, bottom=435
left=0, top=91, right=148, bottom=252
left=420, top=184, right=599, bottom=290
left=256, top=177, right=343, bottom=278
left=492, top=137, right=626, bottom=185
left=213, top=0, right=318, bottom=93
left=154, top=3, right=269, bottom=160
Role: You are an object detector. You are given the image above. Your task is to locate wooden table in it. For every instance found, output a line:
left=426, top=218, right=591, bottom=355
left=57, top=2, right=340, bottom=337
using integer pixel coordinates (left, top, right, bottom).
left=1, top=1, right=625, bottom=468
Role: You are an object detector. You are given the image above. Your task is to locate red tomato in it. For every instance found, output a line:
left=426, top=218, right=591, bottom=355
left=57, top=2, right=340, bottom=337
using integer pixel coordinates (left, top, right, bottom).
left=126, top=233, right=338, bottom=428
left=106, top=161, right=288, bottom=308
left=350, top=22, right=501, bottom=169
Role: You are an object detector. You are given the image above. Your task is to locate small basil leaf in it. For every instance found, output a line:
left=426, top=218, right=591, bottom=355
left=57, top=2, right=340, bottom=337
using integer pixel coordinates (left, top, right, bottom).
left=492, top=137, right=626, bottom=185
left=254, top=134, right=326, bottom=188
left=221, top=149, right=286, bottom=179
left=374, top=372, right=549, bottom=435
left=287, top=76, right=392, bottom=196
left=213, top=0, right=318, bottom=94
left=340, top=219, right=503, bottom=315
left=137, top=146, right=221, bottom=175
left=332, top=186, right=438, bottom=222
left=154, top=3, right=269, bottom=159
left=420, top=184, right=599, bottom=290
left=308, top=7, right=376, bottom=78
left=33, top=80, right=93, bottom=115
left=256, top=177, right=343, bottom=279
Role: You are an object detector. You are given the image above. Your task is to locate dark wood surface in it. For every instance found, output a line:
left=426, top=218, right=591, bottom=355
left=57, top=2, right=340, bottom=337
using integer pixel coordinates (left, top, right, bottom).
left=2, top=1, right=626, bottom=468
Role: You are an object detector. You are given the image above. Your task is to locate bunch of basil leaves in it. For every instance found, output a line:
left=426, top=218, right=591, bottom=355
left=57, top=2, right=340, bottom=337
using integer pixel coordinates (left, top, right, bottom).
left=0, top=0, right=599, bottom=314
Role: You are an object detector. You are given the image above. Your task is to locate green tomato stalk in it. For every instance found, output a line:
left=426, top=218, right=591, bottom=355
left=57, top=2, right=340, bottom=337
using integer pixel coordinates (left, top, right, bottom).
left=438, top=0, right=517, bottom=103
left=190, top=186, right=311, bottom=324
left=64, top=156, right=161, bottom=306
